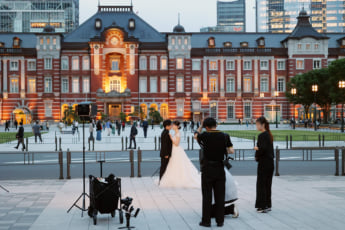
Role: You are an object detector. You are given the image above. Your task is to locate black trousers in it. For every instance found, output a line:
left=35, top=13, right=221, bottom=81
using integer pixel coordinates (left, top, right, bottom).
left=143, top=127, right=148, bottom=138
left=255, top=160, right=274, bottom=209
left=34, top=133, right=42, bottom=143
left=159, top=157, right=170, bottom=179
left=129, top=136, right=136, bottom=148
left=16, top=138, right=25, bottom=149
left=201, top=165, right=225, bottom=224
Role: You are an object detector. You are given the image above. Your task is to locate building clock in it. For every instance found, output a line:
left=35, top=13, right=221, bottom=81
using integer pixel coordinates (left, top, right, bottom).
left=110, top=37, right=119, bottom=45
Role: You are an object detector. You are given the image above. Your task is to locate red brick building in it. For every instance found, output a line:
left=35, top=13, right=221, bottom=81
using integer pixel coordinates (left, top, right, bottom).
left=0, top=5, right=344, bottom=124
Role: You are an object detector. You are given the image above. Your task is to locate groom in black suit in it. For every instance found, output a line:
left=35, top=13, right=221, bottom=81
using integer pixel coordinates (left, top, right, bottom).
left=159, top=120, right=172, bottom=180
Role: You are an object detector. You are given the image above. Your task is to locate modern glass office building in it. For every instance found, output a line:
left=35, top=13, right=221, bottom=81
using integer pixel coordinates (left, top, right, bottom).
left=0, top=0, right=79, bottom=33
left=257, top=0, right=345, bottom=33
left=201, top=0, right=246, bottom=32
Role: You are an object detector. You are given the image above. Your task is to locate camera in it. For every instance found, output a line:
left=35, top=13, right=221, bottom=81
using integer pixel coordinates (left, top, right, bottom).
left=121, top=197, right=133, bottom=211
left=118, top=197, right=140, bottom=229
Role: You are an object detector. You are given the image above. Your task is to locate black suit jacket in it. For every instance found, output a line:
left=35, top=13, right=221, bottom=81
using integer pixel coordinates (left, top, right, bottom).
left=160, top=129, right=172, bottom=158
left=17, top=126, right=24, bottom=138
left=130, top=125, right=138, bottom=137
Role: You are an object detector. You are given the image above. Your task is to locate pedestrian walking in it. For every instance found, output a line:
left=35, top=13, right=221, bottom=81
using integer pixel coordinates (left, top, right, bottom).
left=14, top=120, right=18, bottom=129
left=5, top=120, right=9, bottom=132
left=32, top=121, right=43, bottom=143
left=129, top=122, right=138, bottom=149
left=96, top=120, right=102, bottom=141
left=142, top=119, right=149, bottom=138
left=183, top=120, right=187, bottom=131
left=151, top=118, right=154, bottom=129
left=116, top=120, right=121, bottom=136
left=106, top=119, right=111, bottom=136
left=89, top=120, right=94, bottom=141
left=254, top=117, right=274, bottom=213
left=122, top=120, right=125, bottom=131
left=14, top=122, right=25, bottom=151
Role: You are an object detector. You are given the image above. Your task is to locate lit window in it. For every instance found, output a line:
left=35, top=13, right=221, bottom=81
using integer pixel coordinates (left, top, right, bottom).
left=210, top=102, right=217, bottom=119
left=176, top=77, right=184, bottom=92
left=184, top=37, right=188, bottom=45
left=178, top=38, right=182, bottom=45
left=176, top=58, right=184, bottom=69
left=226, top=61, right=235, bottom=70
left=160, top=57, right=167, bottom=70
left=61, top=78, right=69, bottom=93
left=160, top=77, right=168, bottom=93
left=243, top=61, right=252, bottom=70
left=40, top=38, right=44, bottom=45
left=45, top=101, right=52, bottom=117
left=208, top=37, right=215, bottom=47
left=313, top=59, right=321, bottom=69
left=110, top=79, right=121, bottom=92
left=72, top=57, right=79, bottom=70
left=209, top=61, right=218, bottom=70
left=27, top=60, right=36, bottom=71
left=277, top=78, right=285, bottom=92
left=192, top=60, right=201, bottom=70
left=314, top=43, right=319, bottom=50
left=296, top=59, right=304, bottom=69
left=240, top=42, right=248, bottom=47
left=10, top=61, right=19, bottom=71
left=192, top=77, right=201, bottom=92
left=150, top=56, right=157, bottom=70
left=260, top=78, right=269, bottom=92
left=243, top=77, right=252, bottom=92
left=61, top=57, right=69, bottom=70
left=226, top=78, right=235, bottom=92
left=171, top=38, right=175, bottom=45
left=139, top=56, right=147, bottom=70
left=44, top=77, right=52, bottom=93
left=46, top=38, right=50, bottom=45
left=83, top=78, right=90, bottom=93
left=306, top=44, right=311, bottom=50
left=209, top=78, right=217, bottom=92
left=150, top=77, right=157, bottom=93
left=177, top=102, right=184, bottom=117
left=28, top=78, right=36, bottom=93
left=260, top=60, right=269, bottom=70
left=82, top=56, right=90, bottom=70
left=227, top=104, right=235, bottom=119
left=10, top=78, right=19, bottom=93
left=72, top=77, right=79, bottom=93
left=297, top=44, right=302, bottom=50
left=139, top=77, right=147, bottom=93
left=244, top=102, right=251, bottom=119
left=53, top=38, right=57, bottom=45
left=277, top=60, right=285, bottom=70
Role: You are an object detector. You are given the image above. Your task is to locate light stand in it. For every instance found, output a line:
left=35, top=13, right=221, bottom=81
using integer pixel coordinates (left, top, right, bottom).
left=118, top=207, right=140, bottom=229
left=0, top=184, right=9, bottom=193
left=67, top=119, right=88, bottom=216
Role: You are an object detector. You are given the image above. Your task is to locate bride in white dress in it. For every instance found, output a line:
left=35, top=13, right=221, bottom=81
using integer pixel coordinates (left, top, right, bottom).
left=159, top=121, right=201, bottom=188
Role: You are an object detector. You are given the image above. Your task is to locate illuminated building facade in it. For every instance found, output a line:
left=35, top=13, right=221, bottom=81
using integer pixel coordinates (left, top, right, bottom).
left=0, top=0, right=79, bottom=33
left=0, top=4, right=344, bottom=123
left=257, top=0, right=345, bottom=33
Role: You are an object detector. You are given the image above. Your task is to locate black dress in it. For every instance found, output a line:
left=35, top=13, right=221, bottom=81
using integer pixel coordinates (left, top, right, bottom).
left=255, top=131, right=274, bottom=209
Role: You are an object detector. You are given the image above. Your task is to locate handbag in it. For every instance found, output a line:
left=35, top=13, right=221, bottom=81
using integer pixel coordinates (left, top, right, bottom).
left=223, top=156, right=232, bottom=170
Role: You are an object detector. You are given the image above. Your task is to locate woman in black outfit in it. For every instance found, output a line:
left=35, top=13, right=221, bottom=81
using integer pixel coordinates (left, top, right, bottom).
left=254, top=117, right=274, bottom=213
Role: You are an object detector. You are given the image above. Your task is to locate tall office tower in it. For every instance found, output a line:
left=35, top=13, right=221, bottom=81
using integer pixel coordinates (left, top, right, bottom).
left=256, top=0, right=345, bottom=33
left=201, top=0, right=246, bottom=32
left=0, top=0, right=79, bottom=33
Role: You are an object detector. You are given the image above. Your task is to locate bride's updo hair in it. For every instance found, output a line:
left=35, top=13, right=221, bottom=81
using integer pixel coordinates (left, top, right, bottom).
left=173, top=121, right=181, bottom=130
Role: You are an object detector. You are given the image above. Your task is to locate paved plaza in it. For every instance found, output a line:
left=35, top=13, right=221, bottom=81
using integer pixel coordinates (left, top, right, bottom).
left=1, top=176, right=345, bottom=230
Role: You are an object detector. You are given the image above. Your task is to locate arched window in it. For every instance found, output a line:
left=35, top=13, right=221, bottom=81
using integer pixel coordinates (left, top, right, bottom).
left=139, top=56, right=147, bottom=70
left=160, top=104, right=169, bottom=120
left=150, top=56, right=157, bottom=70
left=140, top=104, right=148, bottom=119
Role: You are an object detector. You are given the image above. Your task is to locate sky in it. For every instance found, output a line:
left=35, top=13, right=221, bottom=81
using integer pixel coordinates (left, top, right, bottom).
left=79, top=0, right=256, bottom=32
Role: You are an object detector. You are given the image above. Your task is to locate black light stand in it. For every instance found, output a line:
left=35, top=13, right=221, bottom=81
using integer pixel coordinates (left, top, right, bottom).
left=118, top=207, right=140, bottom=229
left=67, top=119, right=89, bottom=216
left=0, top=184, right=9, bottom=193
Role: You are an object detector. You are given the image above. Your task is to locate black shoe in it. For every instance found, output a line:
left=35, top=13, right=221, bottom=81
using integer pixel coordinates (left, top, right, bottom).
left=265, top=207, right=272, bottom=212
left=217, top=222, right=224, bottom=227
left=257, top=208, right=267, bottom=213
left=14, top=147, right=18, bottom=149
left=199, top=222, right=211, bottom=227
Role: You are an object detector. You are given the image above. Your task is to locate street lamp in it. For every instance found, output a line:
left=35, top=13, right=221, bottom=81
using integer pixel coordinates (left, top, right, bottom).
left=274, top=91, right=279, bottom=128
left=260, top=93, right=265, bottom=116
left=338, top=81, right=345, bottom=133
left=312, top=84, right=318, bottom=131
left=291, top=88, right=297, bottom=130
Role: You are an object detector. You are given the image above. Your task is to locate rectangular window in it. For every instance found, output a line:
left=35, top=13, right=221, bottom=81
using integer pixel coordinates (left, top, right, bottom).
left=296, top=59, right=304, bottom=69
left=226, top=78, right=235, bottom=92
left=161, top=57, right=167, bottom=70
left=72, top=57, right=79, bottom=70
left=10, top=61, right=18, bottom=71
left=28, top=78, right=36, bottom=93
left=297, top=44, right=302, bottom=50
left=192, top=77, right=201, bottom=92
left=44, top=57, right=52, bottom=70
left=244, top=102, right=252, bottom=119
left=176, top=77, right=184, bottom=92
left=227, top=104, right=234, bottom=119
left=209, top=61, right=218, bottom=70
left=45, top=101, right=52, bottom=117
left=150, top=77, right=157, bottom=93
left=61, top=78, right=69, bottom=93
left=277, top=78, right=285, bottom=92
left=306, top=44, right=311, bottom=50
left=61, top=57, right=69, bottom=70
left=210, top=102, right=217, bottom=119
left=111, top=60, right=120, bottom=71
left=44, top=77, right=52, bottom=93
left=313, top=59, right=321, bottom=69
left=150, top=57, right=157, bottom=70
left=192, top=60, right=201, bottom=70
left=314, top=43, right=320, bottom=50
left=139, top=57, right=147, bottom=70
left=72, top=78, right=79, bottom=93
left=139, top=77, right=147, bottom=93
left=160, top=77, right=168, bottom=93
left=260, top=60, right=269, bottom=70
left=83, top=78, right=90, bottom=93
left=243, top=77, right=252, bottom=92
left=209, top=78, right=217, bottom=92
left=53, top=38, right=57, bottom=45
left=177, top=103, right=184, bottom=117
left=27, top=60, right=36, bottom=71
left=10, top=78, right=19, bottom=93
left=82, top=57, right=90, bottom=70
left=260, top=78, right=269, bottom=92
left=243, top=61, right=252, bottom=70
left=176, top=58, right=184, bottom=69
left=226, top=60, right=235, bottom=70
left=277, top=60, right=285, bottom=70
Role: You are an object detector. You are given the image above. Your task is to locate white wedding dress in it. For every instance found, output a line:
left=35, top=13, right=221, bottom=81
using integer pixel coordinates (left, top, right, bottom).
left=159, top=131, right=201, bottom=188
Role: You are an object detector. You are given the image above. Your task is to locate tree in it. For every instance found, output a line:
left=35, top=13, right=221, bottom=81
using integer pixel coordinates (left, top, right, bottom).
left=328, top=58, right=345, bottom=104
left=62, top=106, right=80, bottom=124
left=149, top=108, right=163, bottom=124
left=119, top=112, right=127, bottom=122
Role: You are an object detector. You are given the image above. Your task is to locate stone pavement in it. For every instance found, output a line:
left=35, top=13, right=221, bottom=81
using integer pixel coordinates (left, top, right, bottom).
left=1, top=176, right=345, bottom=230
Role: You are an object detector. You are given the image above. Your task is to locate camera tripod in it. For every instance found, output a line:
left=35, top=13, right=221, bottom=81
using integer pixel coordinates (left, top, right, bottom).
left=0, top=184, right=9, bottom=193
left=118, top=209, right=140, bottom=229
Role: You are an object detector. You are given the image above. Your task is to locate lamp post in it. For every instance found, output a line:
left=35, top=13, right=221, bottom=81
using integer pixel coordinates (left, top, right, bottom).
left=291, top=88, right=297, bottom=130
left=338, top=81, right=345, bottom=133
left=260, top=93, right=265, bottom=116
left=312, top=84, right=318, bottom=131
left=274, top=91, right=279, bottom=128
